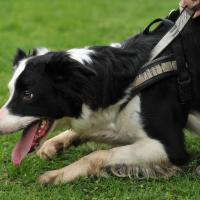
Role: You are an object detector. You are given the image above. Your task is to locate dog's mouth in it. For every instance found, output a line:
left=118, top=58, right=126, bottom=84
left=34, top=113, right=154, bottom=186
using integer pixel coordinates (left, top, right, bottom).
left=11, top=119, right=54, bottom=166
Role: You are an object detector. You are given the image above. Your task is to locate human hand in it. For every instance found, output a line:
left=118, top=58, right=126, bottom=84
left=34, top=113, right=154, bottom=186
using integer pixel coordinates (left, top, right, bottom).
left=179, top=0, right=200, bottom=18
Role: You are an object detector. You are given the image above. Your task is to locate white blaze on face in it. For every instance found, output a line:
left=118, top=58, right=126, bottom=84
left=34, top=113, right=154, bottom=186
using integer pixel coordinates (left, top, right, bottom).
left=0, top=58, right=37, bottom=134
left=4, top=59, right=28, bottom=108
left=0, top=108, right=37, bottom=134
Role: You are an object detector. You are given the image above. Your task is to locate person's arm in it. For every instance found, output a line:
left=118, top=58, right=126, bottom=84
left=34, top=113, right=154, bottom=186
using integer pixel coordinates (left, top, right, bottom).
left=179, top=0, right=200, bottom=18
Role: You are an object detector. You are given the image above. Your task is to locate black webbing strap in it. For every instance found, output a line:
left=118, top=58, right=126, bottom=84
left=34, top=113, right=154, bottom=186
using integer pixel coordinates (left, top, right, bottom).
left=143, top=18, right=174, bottom=35
left=172, top=36, right=192, bottom=105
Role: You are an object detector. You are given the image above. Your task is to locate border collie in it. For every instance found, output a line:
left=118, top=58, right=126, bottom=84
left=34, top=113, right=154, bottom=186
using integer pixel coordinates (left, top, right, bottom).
left=0, top=10, right=200, bottom=185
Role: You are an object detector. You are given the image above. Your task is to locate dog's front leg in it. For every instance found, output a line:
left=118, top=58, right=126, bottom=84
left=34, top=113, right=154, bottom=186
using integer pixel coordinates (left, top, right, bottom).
left=37, top=129, right=119, bottom=160
left=38, top=138, right=178, bottom=185
left=37, top=130, right=79, bottom=160
left=38, top=149, right=110, bottom=185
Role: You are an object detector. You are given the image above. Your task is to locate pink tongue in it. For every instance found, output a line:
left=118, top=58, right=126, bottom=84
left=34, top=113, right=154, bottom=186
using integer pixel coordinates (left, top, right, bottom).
left=11, top=122, right=40, bottom=166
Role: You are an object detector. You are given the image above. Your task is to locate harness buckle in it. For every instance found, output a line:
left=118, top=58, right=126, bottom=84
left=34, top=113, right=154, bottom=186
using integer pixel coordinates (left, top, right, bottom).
left=177, top=76, right=191, bottom=86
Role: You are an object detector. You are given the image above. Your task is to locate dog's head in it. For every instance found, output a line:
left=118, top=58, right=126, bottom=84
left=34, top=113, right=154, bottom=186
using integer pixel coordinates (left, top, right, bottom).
left=0, top=47, right=96, bottom=165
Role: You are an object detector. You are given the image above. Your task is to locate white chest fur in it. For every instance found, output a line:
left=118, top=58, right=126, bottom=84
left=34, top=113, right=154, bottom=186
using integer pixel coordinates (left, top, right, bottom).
left=69, top=96, right=147, bottom=143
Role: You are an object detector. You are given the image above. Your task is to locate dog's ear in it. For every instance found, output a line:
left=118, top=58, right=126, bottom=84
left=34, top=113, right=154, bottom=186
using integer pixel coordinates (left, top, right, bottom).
left=13, top=48, right=27, bottom=67
left=46, top=52, right=96, bottom=83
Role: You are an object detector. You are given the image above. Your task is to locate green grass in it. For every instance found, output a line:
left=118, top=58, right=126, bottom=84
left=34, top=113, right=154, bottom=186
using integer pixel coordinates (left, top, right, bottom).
left=1, top=0, right=200, bottom=199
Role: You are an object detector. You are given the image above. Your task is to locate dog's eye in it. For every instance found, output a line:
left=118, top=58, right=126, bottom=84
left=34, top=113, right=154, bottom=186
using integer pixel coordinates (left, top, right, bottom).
left=23, top=90, right=34, bottom=102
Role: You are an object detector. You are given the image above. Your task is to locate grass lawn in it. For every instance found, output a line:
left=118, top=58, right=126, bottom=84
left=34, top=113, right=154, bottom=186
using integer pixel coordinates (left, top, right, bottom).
left=1, top=0, right=200, bottom=199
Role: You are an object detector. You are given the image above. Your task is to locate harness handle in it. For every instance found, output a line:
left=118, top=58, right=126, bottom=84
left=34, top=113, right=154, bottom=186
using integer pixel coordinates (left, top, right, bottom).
left=150, top=7, right=196, bottom=61
left=143, top=18, right=174, bottom=34
left=143, top=19, right=163, bottom=34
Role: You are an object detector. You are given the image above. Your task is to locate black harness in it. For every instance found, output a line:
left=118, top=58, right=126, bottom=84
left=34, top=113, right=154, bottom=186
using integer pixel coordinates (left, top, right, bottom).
left=130, top=7, right=199, bottom=110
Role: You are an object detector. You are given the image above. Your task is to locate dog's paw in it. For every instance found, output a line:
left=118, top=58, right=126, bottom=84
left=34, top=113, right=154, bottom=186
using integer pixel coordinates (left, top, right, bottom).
left=38, top=162, right=88, bottom=185
left=38, top=170, right=64, bottom=185
left=37, top=140, right=63, bottom=160
left=38, top=168, right=77, bottom=185
left=37, top=130, right=78, bottom=160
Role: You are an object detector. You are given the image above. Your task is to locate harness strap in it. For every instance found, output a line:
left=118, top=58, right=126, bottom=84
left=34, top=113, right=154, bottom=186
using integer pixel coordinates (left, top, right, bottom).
left=172, top=36, right=192, bottom=105
left=133, top=61, right=177, bottom=88
left=150, top=7, right=196, bottom=61
left=130, top=56, right=177, bottom=96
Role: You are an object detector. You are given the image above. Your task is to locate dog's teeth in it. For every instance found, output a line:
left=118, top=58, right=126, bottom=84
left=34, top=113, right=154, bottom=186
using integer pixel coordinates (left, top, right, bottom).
left=40, top=120, right=47, bottom=129
left=42, top=120, right=47, bottom=126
